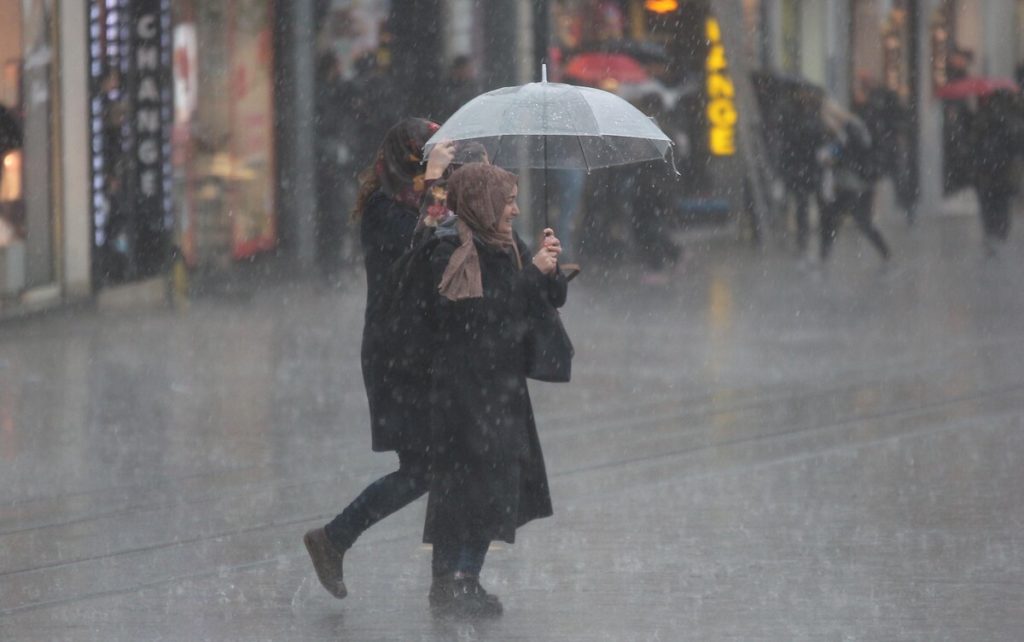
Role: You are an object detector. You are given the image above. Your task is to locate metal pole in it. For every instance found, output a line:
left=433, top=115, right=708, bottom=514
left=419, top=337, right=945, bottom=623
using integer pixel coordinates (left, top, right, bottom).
left=514, top=0, right=536, bottom=238
left=712, top=0, right=774, bottom=244
left=540, top=62, right=548, bottom=232
left=279, top=0, right=317, bottom=269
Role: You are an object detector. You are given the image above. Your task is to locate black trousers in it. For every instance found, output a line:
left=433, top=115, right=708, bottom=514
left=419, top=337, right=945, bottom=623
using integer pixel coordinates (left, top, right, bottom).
left=325, top=450, right=430, bottom=551
left=820, top=188, right=890, bottom=261
left=793, top=190, right=812, bottom=253
left=431, top=537, right=490, bottom=578
left=978, top=189, right=1012, bottom=241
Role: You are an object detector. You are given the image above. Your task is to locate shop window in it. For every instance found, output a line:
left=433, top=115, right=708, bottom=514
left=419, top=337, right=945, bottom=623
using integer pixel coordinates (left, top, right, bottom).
left=88, top=0, right=175, bottom=284
left=168, top=0, right=278, bottom=271
left=1, top=0, right=57, bottom=294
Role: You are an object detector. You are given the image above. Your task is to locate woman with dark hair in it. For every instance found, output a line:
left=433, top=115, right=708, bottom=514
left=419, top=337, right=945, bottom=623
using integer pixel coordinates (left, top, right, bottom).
left=304, top=117, right=454, bottom=600
left=424, top=164, right=566, bottom=617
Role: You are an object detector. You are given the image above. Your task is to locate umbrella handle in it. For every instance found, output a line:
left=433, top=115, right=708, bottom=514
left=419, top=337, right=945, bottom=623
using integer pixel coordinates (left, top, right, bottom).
left=668, top=145, right=682, bottom=177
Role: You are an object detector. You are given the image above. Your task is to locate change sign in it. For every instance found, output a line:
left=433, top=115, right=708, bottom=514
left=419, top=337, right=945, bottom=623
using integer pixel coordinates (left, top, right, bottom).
left=130, top=1, right=171, bottom=275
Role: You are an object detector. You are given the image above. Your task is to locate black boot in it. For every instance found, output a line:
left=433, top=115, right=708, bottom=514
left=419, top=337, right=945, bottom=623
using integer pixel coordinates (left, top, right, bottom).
left=429, top=575, right=503, bottom=618
left=303, top=527, right=348, bottom=599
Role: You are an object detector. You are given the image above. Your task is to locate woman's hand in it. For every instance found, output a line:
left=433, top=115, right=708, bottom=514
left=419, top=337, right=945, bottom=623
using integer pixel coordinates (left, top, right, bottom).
left=425, top=140, right=456, bottom=180
left=532, top=228, right=562, bottom=275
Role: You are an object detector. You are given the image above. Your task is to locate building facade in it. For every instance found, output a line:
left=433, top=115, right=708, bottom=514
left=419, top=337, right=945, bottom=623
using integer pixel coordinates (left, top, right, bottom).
left=3, top=0, right=1024, bottom=317
left=0, top=1, right=92, bottom=315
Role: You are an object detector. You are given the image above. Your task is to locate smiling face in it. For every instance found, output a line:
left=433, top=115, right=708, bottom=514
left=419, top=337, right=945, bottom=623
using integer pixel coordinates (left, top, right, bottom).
left=497, top=184, right=519, bottom=236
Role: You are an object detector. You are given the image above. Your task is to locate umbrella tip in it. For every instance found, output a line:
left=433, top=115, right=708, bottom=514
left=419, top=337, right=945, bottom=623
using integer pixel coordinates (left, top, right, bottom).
left=542, top=63, right=547, bottom=83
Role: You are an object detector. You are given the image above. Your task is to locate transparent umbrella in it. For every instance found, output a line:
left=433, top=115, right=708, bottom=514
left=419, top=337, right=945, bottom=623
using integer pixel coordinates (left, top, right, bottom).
left=425, top=67, right=672, bottom=172
left=424, top=66, right=674, bottom=226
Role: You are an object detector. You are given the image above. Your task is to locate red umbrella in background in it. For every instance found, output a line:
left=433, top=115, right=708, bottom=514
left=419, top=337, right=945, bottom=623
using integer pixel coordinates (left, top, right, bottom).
left=564, top=52, right=648, bottom=86
left=935, top=76, right=1019, bottom=100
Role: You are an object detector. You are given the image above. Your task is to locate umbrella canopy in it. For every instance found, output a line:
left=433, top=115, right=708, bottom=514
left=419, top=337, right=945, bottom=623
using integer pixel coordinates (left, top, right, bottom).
left=565, top=52, right=648, bottom=86
left=424, top=78, right=672, bottom=172
left=935, top=76, right=1019, bottom=100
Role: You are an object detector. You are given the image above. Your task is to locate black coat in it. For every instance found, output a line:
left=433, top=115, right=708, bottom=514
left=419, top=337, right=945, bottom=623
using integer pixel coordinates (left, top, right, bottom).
left=778, top=110, right=828, bottom=194
left=360, top=191, right=431, bottom=453
left=423, top=231, right=567, bottom=545
left=973, top=100, right=1024, bottom=199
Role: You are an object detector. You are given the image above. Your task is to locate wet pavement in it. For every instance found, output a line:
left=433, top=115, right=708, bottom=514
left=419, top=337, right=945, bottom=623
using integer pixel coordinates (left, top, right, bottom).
left=1, top=213, right=1023, bottom=640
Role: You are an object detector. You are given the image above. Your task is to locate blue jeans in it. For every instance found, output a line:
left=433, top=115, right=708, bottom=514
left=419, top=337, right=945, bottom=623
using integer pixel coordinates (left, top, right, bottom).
left=325, top=450, right=430, bottom=550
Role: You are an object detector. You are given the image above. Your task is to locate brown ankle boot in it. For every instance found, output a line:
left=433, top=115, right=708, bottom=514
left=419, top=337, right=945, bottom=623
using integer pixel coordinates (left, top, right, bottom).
left=303, top=527, right=348, bottom=599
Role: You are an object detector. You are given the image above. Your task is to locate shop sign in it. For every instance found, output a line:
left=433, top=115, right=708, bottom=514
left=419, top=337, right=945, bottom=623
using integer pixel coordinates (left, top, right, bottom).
left=133, top=4, right=170, bottom=226
left=88, top=0, right=173, bottom=282
left=644, top=0, right=679, bottom=13
left=704, top=17, right=736, bottom=156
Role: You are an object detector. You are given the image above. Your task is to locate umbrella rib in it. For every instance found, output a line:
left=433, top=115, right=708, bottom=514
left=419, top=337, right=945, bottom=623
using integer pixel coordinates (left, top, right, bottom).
left=491, top=135, right=504, bottom=166
left=575, top=135, right=591, bottom=173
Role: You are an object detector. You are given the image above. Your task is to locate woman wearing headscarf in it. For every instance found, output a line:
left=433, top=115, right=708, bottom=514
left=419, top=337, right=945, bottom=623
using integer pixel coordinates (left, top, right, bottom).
left=304, top=117, right=454, bottom=600
left=424, top=164, right=566, bottom=617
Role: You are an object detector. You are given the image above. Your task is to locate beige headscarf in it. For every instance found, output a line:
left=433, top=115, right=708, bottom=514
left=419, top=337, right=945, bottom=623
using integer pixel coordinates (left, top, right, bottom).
left=438, top=164, right=520, bottom=301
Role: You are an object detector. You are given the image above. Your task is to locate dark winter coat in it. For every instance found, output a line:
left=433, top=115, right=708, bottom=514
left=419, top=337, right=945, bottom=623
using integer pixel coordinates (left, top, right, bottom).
left=972, top=95, right=1024, bottom=199
left=854, top=87, right=908, bottom=181
left=423, top=228, right=567, bottom=545
left=778, top=112, right=829, bottom=194
left=360, top=190, right=431, bottom=453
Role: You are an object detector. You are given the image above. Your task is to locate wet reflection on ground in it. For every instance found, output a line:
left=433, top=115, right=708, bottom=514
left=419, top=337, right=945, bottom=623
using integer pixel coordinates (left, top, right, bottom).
left=1, top=216, right=1023, bottom=639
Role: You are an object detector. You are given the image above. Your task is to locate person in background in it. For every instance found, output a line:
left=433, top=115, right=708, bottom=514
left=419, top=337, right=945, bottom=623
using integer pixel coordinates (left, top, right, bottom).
left=630, top=92, right=682, bottom=284
left=437, top=55, right=482, bottom=122
left=817, top=104, right=890, bottom=265
left=424, top=164, right=565, bottom=618
left=346, top=52, right=401, bottom=174
left=946, top=46, right=974, bottom=83
left=778, top=86, right=829, bottom=258
left=971, top=89, right=1024, bottom=256
left=314, top=52, right=350, bottom=283
left=303, top=118, right=454, bottom=600
left=853, top=75, right=917, bottom=225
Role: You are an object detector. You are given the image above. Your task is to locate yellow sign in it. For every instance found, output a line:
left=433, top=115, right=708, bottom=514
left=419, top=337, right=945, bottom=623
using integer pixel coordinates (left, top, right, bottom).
left=705, top=17, right=736, bottom=156
left=644, top=0, right=679, bottom=13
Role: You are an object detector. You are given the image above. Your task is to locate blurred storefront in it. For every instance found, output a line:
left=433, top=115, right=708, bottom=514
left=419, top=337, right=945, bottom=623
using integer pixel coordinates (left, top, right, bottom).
left=0, top=1, right=93, bottom=317
left=546, top=0, right=749, bottom=232
left=87, top=0, right=175, bottom=286
left=0, top=0, right=59, bottom=302
left=171, top=0, right=277, bottom=272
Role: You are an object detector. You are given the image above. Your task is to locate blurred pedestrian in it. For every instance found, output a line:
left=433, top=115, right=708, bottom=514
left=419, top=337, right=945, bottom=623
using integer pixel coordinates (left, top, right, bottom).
left=630, top=92, right=681, bottom=283
left=424, top=164, right=566, bottom=618
left=303, top=117, right=455, bottom=600
left=778, top=86, right=830, bottom=257
left=817, top=106, right=890, bottom=264
left=947, top=46, right=974, bottom=83
left=346, top=52, right=401, bottom=172
left=853, top=76, right=918, bottom=224
left=941, top=47, right=977, bottom=196
left=314, top=52, right=350, bottom=283
left=436, top=55, right=482, bottom=122
left=971, top=89, right=1024, bottom=255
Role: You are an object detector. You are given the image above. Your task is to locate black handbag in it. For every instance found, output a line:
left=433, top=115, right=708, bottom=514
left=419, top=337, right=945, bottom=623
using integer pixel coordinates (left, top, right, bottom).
left=524, top=298, right=574, bottom=383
